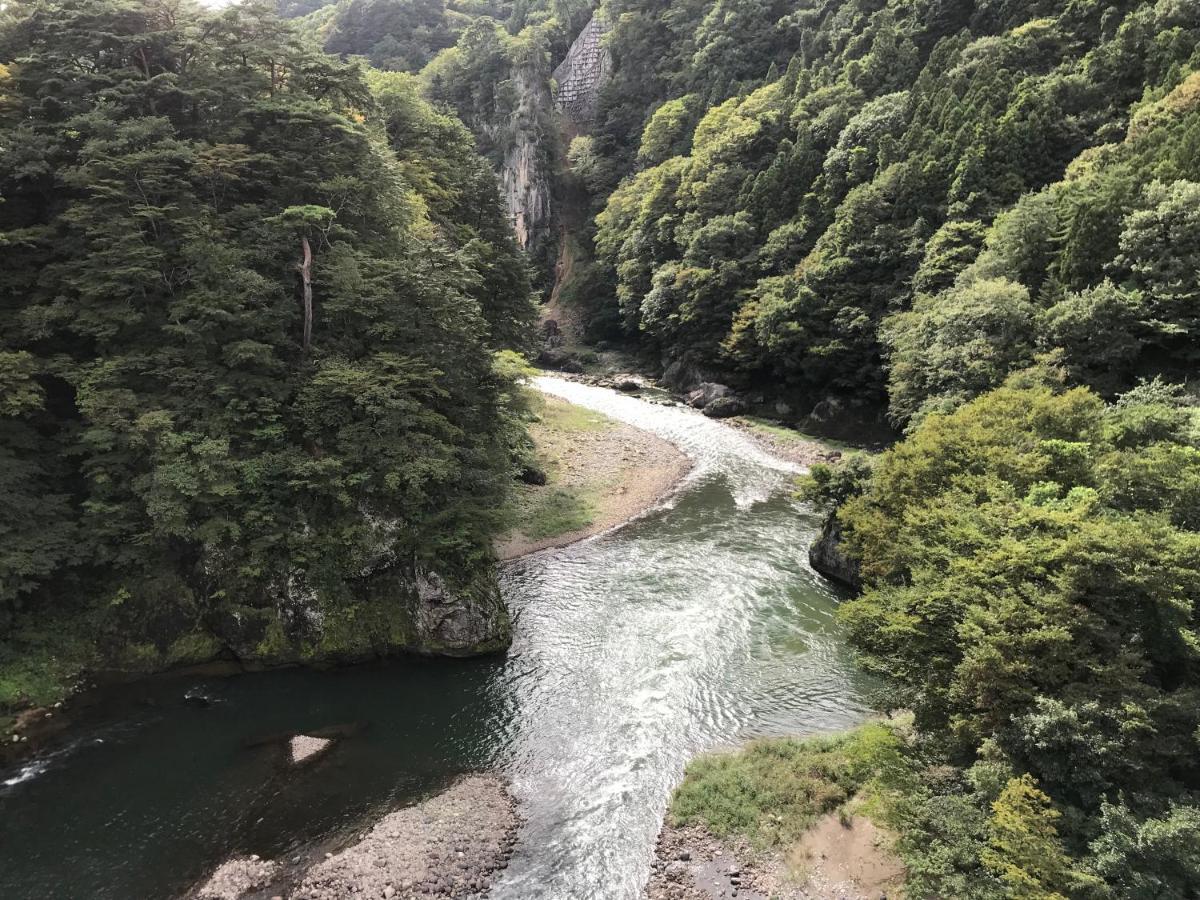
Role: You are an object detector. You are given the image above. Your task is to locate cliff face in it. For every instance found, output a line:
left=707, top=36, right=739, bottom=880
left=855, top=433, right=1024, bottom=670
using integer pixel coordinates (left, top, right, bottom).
left=808, top=514, right=862, bottom=592
left=500, top=66, right=554, bottom=253
left=552, top=15, right=612, bottom=126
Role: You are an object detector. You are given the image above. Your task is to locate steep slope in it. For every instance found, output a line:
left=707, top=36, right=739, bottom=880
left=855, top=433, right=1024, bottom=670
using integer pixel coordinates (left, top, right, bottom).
left=583, top=0, right=1200, bottom=426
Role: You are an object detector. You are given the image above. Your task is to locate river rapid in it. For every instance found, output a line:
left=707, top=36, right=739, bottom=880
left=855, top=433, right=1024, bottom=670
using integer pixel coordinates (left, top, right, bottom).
left=0, top=377, right=871, bottom=899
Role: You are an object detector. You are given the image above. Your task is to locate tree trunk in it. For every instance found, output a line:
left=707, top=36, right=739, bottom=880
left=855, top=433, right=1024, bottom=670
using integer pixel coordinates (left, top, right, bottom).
left=298, top=235, right=313, bottom=351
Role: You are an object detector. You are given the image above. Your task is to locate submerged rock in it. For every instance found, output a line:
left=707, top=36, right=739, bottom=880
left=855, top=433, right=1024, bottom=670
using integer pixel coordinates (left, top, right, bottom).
left=288, top=735, right=333, bottom=766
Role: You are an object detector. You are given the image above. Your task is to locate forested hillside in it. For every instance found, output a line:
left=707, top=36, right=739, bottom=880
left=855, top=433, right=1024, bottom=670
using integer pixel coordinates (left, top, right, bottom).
left=543, top=0, right=1200, bottom=895
left=579, top=0, right=1200, bottom=426
left=0, top=0, right=535, bottom=703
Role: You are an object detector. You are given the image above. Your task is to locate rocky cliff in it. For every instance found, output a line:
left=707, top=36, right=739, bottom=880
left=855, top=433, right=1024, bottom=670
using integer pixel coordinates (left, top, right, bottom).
left=500, top=67, right=554, bottom=253
left=808, top=514, right=862, bottom=592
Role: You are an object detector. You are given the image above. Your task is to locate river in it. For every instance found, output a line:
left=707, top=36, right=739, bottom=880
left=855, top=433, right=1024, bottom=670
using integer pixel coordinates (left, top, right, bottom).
left=0, top=377, right=871, bottom=899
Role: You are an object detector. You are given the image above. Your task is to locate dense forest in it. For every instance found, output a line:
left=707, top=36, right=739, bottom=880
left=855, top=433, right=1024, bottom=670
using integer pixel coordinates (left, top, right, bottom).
left=544, top=0, right=1200, bottom=894
left=0, top=0, right=535, bottom=700
left=2, top=0, right=1199, bottom=895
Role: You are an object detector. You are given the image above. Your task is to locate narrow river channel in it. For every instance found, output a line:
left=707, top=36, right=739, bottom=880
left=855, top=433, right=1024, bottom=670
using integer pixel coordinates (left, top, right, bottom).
left=0, top=378, right=872, bottom=899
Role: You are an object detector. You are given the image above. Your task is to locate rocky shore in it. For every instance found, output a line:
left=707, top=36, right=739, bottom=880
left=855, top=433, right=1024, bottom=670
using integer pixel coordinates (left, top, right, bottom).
left=192, top=775, right=519, bottom=900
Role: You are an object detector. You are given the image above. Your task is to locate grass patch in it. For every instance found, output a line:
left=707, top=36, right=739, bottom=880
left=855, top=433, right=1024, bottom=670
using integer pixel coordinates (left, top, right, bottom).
left=535, top=394, right=611, bottom=434
left=737, top=416, right=858, bottom=453
left=670, top=721, right=911, bottom=848
left=520, top=486, right=597, bottom=540
left=0, top=637, right=91, bottom=709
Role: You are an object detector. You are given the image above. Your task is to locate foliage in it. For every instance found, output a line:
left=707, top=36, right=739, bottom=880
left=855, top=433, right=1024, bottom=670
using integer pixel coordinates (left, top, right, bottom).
left=582, top=0, right=1200, bottom=420
left=0, top=0, right=532, bottom=701
left=670, top=721, right=909, bottom=847
left=827, top=378, right=1200, bottom=894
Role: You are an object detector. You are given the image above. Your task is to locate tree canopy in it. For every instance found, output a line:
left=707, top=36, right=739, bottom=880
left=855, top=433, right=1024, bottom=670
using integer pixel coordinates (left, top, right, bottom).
left=0, top=0, right=534, bottom=699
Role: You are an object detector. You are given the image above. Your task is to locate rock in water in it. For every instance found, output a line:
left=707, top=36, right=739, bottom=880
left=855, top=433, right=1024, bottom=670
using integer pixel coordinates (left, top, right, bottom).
left=289, top=735, right=333, bottom=766
left=701, top=396, right=747, bottom=419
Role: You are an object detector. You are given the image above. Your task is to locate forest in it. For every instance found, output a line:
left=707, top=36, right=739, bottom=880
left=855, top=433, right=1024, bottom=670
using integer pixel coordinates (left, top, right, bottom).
left=2, top=0, right=1199, bottom=896
left=572, top=0, right=1200, bottom=893
left=0, top=0, right=536, bottom=698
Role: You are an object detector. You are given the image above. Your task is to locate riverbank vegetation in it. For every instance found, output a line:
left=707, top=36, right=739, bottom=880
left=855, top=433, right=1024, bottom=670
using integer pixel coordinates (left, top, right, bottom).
left=0, top=0, right=536, bottom=709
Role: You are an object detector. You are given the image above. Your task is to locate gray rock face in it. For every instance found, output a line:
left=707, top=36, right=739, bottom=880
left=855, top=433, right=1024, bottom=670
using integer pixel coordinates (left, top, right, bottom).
left=686, top=382, right=735, bottom=409
left=500, top=67, right=554, bottom=253
left=662, top=359, right=713, bottom=392
left=701, top=396, right=748, bottom=419
left=413, top=568, right=511, bottom=656
left=553, top=15, right=612, bottom=125
left=808, top=514, right=862, bottom=591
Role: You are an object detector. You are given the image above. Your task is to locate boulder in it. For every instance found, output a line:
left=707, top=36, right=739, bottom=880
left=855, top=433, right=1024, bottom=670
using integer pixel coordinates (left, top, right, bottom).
left=661, top=358, right=712, bottom=392
left=686, top=382, right=734, bottom=409
left=701, top=396, right=747, bottom=418
left=519, top=465, right=548, bottom=486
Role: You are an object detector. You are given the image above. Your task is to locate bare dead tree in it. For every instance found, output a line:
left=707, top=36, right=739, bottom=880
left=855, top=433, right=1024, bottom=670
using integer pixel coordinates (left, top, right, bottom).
left=298, top=235, right=313, bottom=351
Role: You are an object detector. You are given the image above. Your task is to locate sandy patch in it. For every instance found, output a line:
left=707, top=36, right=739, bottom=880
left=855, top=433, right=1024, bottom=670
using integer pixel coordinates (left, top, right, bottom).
left=787, top=813, right=903, bottom=898
left=727, top=418, right=849, bottom=469
left=496, top=397, right=691, bottom=560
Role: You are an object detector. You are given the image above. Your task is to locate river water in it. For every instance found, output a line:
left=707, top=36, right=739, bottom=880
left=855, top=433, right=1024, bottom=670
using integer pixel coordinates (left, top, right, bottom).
left=0, top=377, right=871, bottom=899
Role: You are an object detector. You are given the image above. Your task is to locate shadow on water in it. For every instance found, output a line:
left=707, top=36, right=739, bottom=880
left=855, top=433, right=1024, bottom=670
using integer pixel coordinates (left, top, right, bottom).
left=0, top=378, right=872, bottom=900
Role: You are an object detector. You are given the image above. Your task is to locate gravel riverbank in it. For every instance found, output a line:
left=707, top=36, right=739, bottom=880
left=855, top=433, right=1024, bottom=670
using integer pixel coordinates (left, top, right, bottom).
left=192, top=775, right=519, bottom=900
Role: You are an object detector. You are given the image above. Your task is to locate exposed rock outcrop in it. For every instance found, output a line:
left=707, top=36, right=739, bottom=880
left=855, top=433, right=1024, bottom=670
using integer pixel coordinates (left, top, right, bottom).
left=500, top=65, right=554, bottom=253
left=288, top=735, right=333, bottom=766
left=412, top=568, right=511, bottom=656
left=552, top=15, right=612, bottom=126
left=809, top=514, right=862, bottom=591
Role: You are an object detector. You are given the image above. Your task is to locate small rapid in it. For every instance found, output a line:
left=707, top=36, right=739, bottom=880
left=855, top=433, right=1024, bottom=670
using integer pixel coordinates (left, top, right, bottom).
left=0, top=379, right=870, bottom=900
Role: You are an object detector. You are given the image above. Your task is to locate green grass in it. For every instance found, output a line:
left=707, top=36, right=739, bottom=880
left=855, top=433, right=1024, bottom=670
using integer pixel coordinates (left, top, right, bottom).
left=0, top=636, right=91, bottom=710
left=535, top=395, right=611, bottom=433
left=670, top=721, right=911, bottom=848
left=518, top=487, right=597, bottom=540
left=737, top=416, right=859, bottom=453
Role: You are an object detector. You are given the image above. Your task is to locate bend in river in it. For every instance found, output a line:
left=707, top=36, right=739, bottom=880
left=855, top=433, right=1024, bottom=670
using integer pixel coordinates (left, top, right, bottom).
left=0, top=378, right=872, bottom=900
